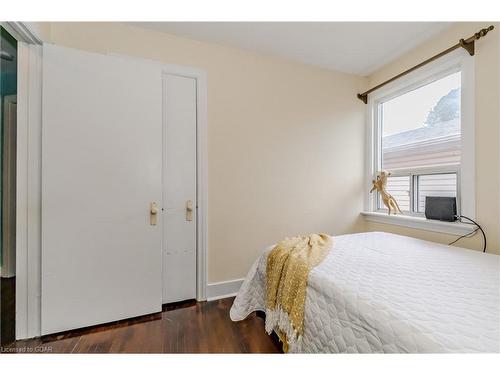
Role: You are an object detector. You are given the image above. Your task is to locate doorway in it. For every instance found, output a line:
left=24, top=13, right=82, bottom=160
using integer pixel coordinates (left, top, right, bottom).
left=23, top=45, right=207, bottom=337
left=8, top=40, right=207, bottom=339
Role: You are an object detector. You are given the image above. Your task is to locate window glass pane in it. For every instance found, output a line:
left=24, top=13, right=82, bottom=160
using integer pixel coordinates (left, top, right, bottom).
left=417, top=173, right=457, bottom=213
left=377, top=176, right=410, bottom=212
left=381, top=72, right=461, bottom=171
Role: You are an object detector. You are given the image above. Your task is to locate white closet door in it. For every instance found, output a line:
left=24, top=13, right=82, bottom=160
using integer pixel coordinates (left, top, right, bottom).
left=162, top=74, right=197, bottom=303
left=41, top=44, right=163, bottom=335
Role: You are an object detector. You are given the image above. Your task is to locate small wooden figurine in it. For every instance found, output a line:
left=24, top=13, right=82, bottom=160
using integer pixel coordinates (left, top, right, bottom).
left=370, top=171, right=402, bottom=215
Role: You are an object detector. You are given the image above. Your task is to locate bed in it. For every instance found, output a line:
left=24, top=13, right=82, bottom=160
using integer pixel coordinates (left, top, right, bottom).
left=230, top=232, right=500, bottom=353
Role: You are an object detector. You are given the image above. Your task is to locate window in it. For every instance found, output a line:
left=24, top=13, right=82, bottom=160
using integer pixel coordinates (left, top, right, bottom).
left=416, top=173, right=457, bottom=213
left=376, top=71, right=461, bottom=215
left=365, top=51, right=475, bottom=230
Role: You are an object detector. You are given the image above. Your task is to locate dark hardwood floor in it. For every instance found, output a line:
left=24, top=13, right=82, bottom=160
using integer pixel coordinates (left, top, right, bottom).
left=1, top=277, right=16, bottom=346
left=2, top=297, right=282, bottom=354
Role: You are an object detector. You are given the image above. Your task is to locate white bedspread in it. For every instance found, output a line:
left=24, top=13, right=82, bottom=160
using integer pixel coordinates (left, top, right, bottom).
left=230, top=232, right=500, bottom=353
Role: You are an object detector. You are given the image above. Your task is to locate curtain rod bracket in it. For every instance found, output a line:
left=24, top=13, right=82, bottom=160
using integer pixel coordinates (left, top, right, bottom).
left=357, top=93, right=368, bottom=104
left=459, top=38, right=475, bottom=56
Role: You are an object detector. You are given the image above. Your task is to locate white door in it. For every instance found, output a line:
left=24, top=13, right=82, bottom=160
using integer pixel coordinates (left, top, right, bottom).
left=41, top=44, right=163, bottom=335
left=162, top=74, right=197, bottom=303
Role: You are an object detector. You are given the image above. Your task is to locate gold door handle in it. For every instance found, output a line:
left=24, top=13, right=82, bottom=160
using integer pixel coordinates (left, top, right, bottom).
left=186, top=200, right=193, bottom=221
left=150, top=202, right=159, bottom=225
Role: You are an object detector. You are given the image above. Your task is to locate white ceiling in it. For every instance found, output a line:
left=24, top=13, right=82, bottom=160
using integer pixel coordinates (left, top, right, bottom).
left=131, top=22, right=452, bottom=76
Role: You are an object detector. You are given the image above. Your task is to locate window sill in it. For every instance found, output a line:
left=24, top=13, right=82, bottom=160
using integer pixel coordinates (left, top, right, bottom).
left=361, top=211, right=475, bottom=236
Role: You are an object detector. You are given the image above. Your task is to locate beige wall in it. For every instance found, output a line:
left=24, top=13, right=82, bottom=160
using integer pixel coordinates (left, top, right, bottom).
left=39, top=21, right=498, bottom=285
left=45, top=22, right=367, bottom=282
left=365, top=22, right=500, bottom=255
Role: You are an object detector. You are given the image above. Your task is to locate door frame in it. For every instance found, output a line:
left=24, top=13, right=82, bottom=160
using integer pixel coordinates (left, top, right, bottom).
left=11, top=24, right=208, bottom=338
left=1, top=21, right=44, bottom=340
left=110, top=54, right=208, bottom=303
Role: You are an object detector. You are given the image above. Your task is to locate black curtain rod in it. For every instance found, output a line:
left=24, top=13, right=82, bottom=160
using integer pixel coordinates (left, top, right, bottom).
left=357, top=25, right=494, bottom=104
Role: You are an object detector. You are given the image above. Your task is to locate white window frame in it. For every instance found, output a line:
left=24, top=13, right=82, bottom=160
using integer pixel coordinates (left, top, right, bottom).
left=362, top=49, right=476, bottom=235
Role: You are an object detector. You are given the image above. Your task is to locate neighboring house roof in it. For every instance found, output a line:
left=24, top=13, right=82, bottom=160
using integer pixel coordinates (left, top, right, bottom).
left=383, top=118, right=460, bottom=149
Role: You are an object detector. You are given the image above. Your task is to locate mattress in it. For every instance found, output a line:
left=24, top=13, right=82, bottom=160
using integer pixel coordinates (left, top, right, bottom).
left=230, top=232, right=500, bottom=353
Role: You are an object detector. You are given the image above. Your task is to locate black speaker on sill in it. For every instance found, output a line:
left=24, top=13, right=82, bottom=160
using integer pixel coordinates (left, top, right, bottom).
left=424, top=196, right=457, bottom=222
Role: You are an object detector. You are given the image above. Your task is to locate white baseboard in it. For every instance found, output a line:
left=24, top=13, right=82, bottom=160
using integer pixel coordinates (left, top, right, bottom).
left=206, top=279, right=244, bottom=301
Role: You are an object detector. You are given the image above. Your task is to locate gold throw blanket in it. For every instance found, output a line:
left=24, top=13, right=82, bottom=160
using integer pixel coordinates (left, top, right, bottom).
left=265, top=233, right=332, bottom=352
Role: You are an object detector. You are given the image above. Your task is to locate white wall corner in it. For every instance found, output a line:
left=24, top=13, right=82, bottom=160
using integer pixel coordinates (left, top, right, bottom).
left=24, top=22, right=51, bottom=43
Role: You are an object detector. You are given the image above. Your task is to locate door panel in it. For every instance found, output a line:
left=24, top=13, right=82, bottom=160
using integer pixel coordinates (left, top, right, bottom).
left=162, top=74, right=197, bottom=303
left=41, top=44, right=163, bottom=335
